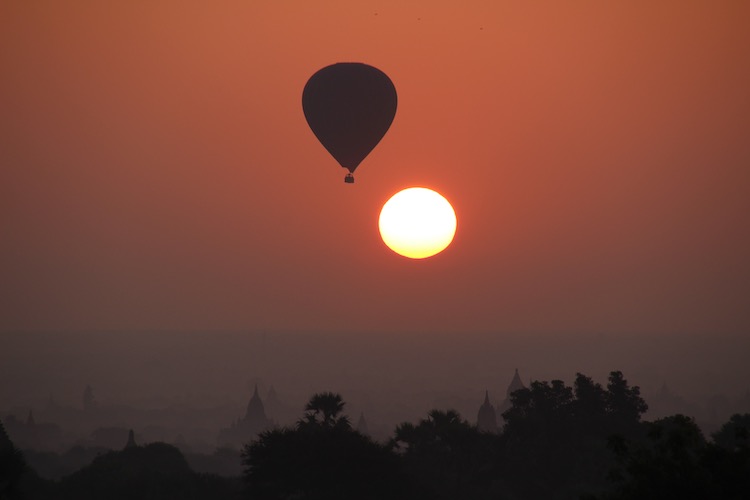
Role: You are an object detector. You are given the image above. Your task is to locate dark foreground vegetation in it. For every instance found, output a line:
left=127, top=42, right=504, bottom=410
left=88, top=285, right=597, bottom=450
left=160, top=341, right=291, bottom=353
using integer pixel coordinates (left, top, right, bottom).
left=2, top=371, right=748, bottom=500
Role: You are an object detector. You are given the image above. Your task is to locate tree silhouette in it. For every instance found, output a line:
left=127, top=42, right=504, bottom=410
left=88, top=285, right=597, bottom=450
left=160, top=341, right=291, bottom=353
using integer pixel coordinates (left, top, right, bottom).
left=606, top=371, right=648, bottom=436
left=392, top=410, right=496, bottom=500
left=712, top=413, right=750, bottom=451
left=573, top=373, right=608, bottom=430
left=502, top=379, right=574, bottom=439
left=242, top=393, right=403, bottom=500
left=299, top=392, right=350, bottom=430
left=498, top=372, right=648, bottom=500
left=0, top=418, right=26, bottom=500
left=590, top=414, right=750, bottom=500
left=500, top=379, right=581, bottom=499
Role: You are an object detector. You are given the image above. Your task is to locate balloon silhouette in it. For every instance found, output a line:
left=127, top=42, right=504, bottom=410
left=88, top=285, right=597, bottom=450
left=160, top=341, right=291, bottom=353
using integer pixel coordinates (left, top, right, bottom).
left=302, top=63, right=397, bottom=183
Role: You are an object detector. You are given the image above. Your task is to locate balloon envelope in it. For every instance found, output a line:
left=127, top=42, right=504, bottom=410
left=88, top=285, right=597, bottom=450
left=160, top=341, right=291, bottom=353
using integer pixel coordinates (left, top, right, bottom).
left=302, top=63, right=397, bottom=174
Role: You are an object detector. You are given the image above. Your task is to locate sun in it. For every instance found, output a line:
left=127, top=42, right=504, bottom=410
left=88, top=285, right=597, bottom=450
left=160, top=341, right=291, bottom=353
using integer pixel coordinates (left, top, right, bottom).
left=378, top=187, right=457, bottom=259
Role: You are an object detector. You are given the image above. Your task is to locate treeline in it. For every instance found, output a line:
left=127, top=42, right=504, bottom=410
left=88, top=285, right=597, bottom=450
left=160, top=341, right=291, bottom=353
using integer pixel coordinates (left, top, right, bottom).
left=2, top=371, right=749, bottom=500
left=242, top=372, right=749, bottom=500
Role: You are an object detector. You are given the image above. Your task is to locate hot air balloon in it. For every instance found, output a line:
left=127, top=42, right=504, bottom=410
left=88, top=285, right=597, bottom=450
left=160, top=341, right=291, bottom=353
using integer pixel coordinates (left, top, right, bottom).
left=302, top=63, right=397, bottom=183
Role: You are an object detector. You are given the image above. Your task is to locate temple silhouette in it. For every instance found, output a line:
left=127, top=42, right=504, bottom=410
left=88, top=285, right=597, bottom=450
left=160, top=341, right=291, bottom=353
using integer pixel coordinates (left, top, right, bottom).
left=477, top=390, right=498, bottom=433
left=498, top=368, right=526, bottom=414
left=217, top=385, right=272, bottom=448
left=476, top=369, right=526, bottom=432
left=356, top=412, right=369, bottom=435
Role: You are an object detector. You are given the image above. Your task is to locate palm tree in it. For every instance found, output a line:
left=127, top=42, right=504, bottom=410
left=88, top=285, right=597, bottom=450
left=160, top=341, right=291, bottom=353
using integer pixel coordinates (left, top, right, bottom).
left=299, top=392, right=350, bottom=430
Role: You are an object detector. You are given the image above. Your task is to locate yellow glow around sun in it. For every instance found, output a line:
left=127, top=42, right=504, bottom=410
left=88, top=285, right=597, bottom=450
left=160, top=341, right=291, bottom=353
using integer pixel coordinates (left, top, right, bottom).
left=378, top=187, right=457, bottom=259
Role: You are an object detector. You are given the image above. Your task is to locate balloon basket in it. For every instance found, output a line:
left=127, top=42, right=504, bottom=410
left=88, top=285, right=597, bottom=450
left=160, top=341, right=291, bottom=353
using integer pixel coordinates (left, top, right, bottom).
left=344, top=173, right=355, bottom=184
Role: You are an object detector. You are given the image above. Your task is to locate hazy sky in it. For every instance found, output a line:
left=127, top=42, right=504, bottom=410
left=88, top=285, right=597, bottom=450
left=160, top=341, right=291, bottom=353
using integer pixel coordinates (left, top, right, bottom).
left=2, top=1, right=749, bottom=336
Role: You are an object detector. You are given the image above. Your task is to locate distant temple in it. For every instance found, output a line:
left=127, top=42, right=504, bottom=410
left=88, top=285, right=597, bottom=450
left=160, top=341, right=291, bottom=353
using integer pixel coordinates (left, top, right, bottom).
left=356, top=412, right=369, bottom=435
left=2, top=409, right=63, bottom=451
left=476, top=390, right=498, bottom=433
left=266, top=386, right=279, bottom=409
left=477, top=369, right=526, bottom=431
left=217, top=385, right=272, bottom=447
left=83, top=385, right=97, bottom=412
left=497, top=368, right=526, bottom=415
left=125, top=429, right=137, bottom=448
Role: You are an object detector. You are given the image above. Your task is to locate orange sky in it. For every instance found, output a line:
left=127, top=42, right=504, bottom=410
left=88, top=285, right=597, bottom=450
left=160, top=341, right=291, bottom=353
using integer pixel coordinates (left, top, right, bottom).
left=2, top=1, right=749, bottom=336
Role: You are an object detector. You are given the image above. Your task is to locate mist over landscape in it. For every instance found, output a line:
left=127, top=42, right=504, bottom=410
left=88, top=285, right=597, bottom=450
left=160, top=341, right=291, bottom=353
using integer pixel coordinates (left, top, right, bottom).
left=3, top=330, right=748, bottom=448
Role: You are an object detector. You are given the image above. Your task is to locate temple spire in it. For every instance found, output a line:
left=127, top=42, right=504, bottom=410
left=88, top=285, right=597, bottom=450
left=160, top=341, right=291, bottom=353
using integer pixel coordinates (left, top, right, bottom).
left=125, top=429, right=137, bottom=448
left=246, top=384, right=267, bottom=420
left=506, top=368, right=526, bottom=398
left=477, top=389, right=498, bottom=433
left=356, top=412, right=369, bottom=435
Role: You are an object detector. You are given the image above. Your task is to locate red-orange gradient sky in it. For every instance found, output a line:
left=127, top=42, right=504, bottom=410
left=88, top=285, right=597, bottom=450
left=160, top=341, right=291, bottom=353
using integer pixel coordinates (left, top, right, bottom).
left=2, top=2, right=749, bottom=336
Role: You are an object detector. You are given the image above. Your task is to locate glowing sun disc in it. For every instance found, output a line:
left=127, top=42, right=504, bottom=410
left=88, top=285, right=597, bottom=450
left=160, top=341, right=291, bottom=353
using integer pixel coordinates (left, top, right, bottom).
left=379, top=187, right=457, bottom=259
